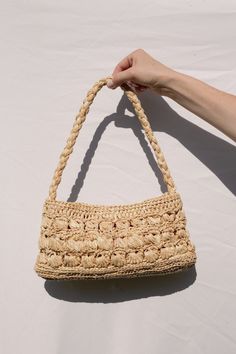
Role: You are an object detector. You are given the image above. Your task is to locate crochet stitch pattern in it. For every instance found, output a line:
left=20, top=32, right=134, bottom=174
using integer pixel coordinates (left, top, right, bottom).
left=34, top=77, right=196, bottom=280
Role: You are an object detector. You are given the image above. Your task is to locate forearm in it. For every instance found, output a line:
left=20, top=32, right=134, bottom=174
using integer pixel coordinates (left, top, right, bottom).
left=162, top=71, right=236, bottom=142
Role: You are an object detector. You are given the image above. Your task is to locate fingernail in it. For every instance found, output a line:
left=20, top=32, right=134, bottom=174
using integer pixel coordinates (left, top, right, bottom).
left=107, top=79, right=116, bottom=89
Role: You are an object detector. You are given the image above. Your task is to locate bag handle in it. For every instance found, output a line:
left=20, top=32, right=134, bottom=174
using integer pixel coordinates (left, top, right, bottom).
left=48, top=77, right=176, bottom=201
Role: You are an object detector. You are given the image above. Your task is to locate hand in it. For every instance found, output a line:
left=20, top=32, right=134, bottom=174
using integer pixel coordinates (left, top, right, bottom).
left=107, top=48, right=177, bottom=95
left=107, top=49, right=236, bottom=141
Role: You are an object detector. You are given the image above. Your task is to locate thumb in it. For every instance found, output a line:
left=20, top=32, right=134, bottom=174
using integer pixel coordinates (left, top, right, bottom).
left=107, top=68, right=133, bottom=89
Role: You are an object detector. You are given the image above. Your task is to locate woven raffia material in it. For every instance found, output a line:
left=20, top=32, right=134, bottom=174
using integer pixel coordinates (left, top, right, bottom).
left=34, top=77, right=197, bottom=280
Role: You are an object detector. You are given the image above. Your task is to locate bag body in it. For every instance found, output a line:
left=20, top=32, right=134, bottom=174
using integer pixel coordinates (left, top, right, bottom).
left=34, top=77, right=197, bottom=280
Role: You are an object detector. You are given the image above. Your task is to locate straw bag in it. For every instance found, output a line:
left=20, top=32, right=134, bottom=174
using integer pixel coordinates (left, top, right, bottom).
left=34, top=77, right=197, bottom=280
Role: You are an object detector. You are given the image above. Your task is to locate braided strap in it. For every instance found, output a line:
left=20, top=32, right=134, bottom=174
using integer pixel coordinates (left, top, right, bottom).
left=48, top=77, right=176, bottom=201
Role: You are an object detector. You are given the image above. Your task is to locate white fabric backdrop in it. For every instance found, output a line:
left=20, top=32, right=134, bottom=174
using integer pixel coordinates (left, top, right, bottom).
left=1, top=1, right=236, bottom=353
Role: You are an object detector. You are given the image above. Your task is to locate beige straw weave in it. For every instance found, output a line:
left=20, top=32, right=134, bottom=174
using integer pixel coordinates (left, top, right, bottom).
left=34, top=77, right=197, bottom=280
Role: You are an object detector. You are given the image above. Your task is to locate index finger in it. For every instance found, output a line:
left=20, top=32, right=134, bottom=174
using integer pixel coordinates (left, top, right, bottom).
left=112, top=55, right=132, bottom=76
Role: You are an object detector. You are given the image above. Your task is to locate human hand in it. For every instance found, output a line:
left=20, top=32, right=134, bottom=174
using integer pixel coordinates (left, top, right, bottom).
left=107, top=48, right=177, bottom=95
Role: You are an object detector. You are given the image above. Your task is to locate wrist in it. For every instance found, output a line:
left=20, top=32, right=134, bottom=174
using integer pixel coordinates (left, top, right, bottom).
left=157, top=70, right=185, bottom=98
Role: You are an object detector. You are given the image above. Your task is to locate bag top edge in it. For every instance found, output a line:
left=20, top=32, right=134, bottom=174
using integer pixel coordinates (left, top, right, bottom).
left=43, top=191, right=182, bottom=211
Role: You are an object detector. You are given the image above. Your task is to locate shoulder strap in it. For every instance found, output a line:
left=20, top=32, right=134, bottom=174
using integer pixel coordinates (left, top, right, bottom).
left=48, top=77, right=176, bottom=201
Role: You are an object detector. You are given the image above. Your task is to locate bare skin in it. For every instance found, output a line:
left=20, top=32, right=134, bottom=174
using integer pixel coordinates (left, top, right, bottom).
left=107, top=49, right=236, bottom=142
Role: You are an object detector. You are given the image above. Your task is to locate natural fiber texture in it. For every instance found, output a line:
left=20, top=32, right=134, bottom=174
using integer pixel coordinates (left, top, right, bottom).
left=34, top=77, right=197, bottom=280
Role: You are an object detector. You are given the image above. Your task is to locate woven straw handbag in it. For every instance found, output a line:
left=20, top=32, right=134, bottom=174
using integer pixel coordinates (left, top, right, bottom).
left=34, top=77, right=197, bottom=280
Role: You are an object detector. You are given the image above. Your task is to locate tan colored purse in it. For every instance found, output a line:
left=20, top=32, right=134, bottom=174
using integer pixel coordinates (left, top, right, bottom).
left=34, top=77, right=196, bottom=280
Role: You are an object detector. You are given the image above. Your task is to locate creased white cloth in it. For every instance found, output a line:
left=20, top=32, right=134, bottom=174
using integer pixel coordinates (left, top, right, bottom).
left=0, top=1, right=236, bottom=353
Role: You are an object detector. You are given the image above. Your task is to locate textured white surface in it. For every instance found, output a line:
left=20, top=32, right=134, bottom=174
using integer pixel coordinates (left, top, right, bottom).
left=1, top=1, right=236, bottom=353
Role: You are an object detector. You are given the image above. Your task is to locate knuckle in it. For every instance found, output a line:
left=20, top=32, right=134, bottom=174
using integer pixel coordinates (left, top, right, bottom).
left=136, top=48, right=145, bottom=54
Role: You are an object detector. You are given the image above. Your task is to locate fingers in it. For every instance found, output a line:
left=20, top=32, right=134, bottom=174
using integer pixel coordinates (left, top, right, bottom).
left=129, top=82, right=148, bottom=90
left=107, top=55, right=133, bottom=89
left=112, top=55, right=132, bottom=76
left=126, top=81, right=148, bottom=94
left=107, top=67, right=134, bottom=89
left=107, top=50, right=149, bottom=91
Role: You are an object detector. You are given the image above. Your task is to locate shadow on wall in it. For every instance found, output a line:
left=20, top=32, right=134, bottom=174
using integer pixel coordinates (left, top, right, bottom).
left=44, top=266, right=197, bottom=302
left=67, top=89, right=236, bottom=203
